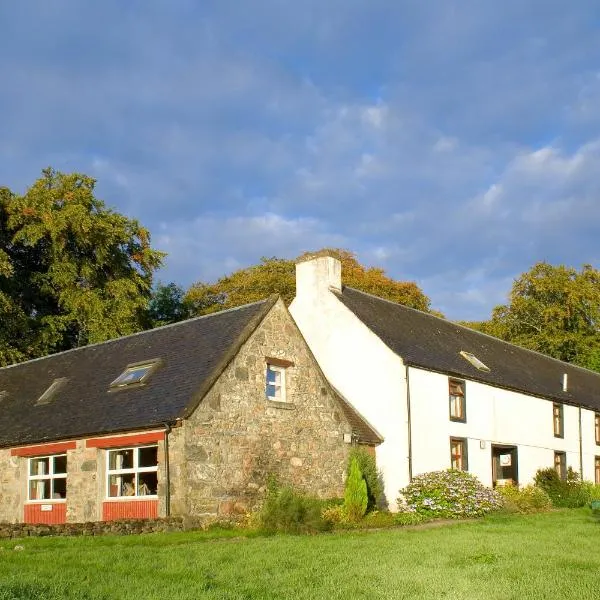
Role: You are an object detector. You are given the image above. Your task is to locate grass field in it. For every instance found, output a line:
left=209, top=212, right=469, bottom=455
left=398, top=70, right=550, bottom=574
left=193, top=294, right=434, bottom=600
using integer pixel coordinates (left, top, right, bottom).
left=1, top=510, right=598, bottom=600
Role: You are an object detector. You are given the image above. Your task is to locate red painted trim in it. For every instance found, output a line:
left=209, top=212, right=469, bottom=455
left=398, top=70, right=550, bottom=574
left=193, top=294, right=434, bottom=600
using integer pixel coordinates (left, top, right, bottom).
left=86, top=431, right=164, bottom=449
left=24, top=503, right=67, bottom=524
left=102, top=500, right=158, bottom=521
left=11, top=441, right=76, bottom=457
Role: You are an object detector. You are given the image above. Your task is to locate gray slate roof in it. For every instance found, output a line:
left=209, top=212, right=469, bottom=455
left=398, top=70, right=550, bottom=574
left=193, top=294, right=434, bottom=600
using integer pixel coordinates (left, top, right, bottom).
left=336, top=286, right=600, bottom=412
left=0, top=299, right=274, bottom=448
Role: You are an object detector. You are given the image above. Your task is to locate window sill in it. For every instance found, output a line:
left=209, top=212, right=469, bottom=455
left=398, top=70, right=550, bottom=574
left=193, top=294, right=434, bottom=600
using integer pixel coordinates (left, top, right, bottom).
left=267, top=400, right=296, bottom=410
left=26, top=500, right=66, bottom=504
left=104, top=496, right=159, bottom=502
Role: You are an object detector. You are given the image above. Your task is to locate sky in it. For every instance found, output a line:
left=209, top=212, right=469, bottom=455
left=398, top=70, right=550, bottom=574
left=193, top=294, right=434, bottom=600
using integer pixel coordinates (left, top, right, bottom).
left=1, top=1, right=599, bottom=320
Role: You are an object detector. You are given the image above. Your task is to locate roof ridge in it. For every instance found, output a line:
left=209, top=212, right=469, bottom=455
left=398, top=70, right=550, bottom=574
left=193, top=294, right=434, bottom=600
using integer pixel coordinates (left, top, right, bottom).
left=0, top=298, right=274, bottom=372
left=340, top=286, right=600, bottom=378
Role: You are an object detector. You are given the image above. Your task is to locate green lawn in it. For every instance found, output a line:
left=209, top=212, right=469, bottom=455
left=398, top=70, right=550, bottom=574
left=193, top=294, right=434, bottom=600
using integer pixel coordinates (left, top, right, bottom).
left=1, top=510, right=598, bottom=600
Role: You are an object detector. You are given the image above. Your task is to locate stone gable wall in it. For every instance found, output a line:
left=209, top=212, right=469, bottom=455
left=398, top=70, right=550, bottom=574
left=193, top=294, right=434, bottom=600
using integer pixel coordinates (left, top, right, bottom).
left=175, top=299, right=354, bottom=517
left=0, top=449, right=22, bottom=523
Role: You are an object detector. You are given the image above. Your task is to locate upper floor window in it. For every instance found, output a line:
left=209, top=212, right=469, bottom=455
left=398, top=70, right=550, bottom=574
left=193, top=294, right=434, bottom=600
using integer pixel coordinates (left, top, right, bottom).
left=554, top=451, right=567, bottom=480
left=266, top=364, right=286, bottom=402
left=28, top=454, right=67, bottom=501
left=595, top=414, right=600, bottom=445
left=553, top=403, right=564, bottom=438
left=449, top=379, right=466, bottom=422
left=450, top=437, right=468, bottom=471
left=595, top=457, right=600, bottom=485
left=106, top=446, right=158, bottom=498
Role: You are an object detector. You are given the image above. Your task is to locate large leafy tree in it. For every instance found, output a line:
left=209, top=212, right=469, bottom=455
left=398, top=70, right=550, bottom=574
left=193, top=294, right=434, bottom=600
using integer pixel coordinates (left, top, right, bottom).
left=185, top=249, right=432, bottom=315
left=464, top=262, right=600, bottom=371
left=147, top=282, right=194, bottom=327
left=0, top=168, right=164, bottom=366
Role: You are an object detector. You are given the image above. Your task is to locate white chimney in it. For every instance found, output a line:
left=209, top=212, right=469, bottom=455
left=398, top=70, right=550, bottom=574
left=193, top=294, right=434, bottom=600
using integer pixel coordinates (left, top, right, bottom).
left=295, top=252, right=342, bottom=301
left=562, top=373, right=568, bottom=392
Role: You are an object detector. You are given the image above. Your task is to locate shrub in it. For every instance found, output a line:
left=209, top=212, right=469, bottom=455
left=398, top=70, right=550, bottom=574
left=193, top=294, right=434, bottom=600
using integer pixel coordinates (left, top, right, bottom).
left=344, top=457, right=368, bottom=521
left=259, top=478, right=330, bottom=534
left=399, top=470, right=502, bottom=519
left=321, top=504, right=348, bottom=525
left=534, top=467, right=591, bottom=508
left=394, top=511, right=427, bottom=526
left=348, top=448, right=385, bottom=510
left=496, top=484, right=552, bottom=513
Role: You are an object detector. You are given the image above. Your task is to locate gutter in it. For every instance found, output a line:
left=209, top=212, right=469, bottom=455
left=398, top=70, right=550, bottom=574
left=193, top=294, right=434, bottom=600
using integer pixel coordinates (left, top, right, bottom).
left=163, top=422, right=172, bottom=517
left=578, top=407, right=583, bottom=480
left=405, top=364, right=413, bottom=482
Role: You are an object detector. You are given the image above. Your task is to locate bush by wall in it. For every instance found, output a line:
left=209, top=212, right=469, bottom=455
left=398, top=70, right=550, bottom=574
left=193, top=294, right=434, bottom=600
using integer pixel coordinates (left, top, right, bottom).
left=347, top=448, right=385, bottom=510
left=399, top=470, right=502, bottom=519
left=496, top=484, right=553, bottom=513
left=534, top=467, right=592, bottom=508
left=344, top=457, right=368, bottom=522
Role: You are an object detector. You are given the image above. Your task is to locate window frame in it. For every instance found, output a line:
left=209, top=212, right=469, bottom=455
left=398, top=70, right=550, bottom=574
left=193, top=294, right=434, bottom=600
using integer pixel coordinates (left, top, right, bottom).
left=448, top=378, right=466, bottom=423
left=27, top=454, right=67, bottom=503
left=450, top=437, right=468, bottom=471
left=595, top=456, right=600, bottom=485
left=553, top=403, right=564, bottom=438
left=109, top=359, right=162, bottom=390
left=266, top=363, right=287, bottom=403
left=105, top=445, right=159, bottom=500
left=595, top=413, right=600, bottom=446
left=554, top=451, right=567, bottom=481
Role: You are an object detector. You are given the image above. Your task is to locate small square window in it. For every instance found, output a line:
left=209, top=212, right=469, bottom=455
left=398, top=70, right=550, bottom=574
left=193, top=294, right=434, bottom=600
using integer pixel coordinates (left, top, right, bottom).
left=449, top=379, right=466, bottom=422
left=266, top=364, right=286, bottom=402
left=553, top=403, right=564, bottom=438
left=554, top=451, right=567, bottom=480
left=450, top=438, right=468, bottom=471
left=110, top=360, right=160, bottom=388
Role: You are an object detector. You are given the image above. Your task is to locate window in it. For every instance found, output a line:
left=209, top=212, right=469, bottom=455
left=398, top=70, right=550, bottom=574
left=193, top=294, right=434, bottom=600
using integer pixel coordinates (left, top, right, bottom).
left=36, top=378, right=68, bottom=406
left=266, top=364, right=286, bottom=402
left=459, top=351, right=490, bottom=372
left=554, top=451, right=567, bottom=480
left=106, top=446, right=158, bottom=498
left=596, top=457, right=600, bottom=485
left=28, top=454, right=67, bottom=501
left=450, top=438, right=468, bottom=471
left=449, top=379, right=466, bottom=422
left=110, top=360, right=160, bottom=389
left=595, top=414, right=600, bottom=445
left=553, top=403, right=564, bottom=438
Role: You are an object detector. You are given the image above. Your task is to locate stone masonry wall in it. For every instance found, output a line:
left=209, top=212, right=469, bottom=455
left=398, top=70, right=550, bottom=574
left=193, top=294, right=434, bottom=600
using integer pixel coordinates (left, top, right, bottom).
left=0, top=448, right=22, bottom=523
left=65, top=442, right=100, bottom=523
left=176, top=299, right=354, bottom=517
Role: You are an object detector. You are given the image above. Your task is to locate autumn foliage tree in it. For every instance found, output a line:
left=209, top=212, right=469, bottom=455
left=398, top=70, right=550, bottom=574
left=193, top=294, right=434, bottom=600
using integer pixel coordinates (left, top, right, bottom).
left=184, top=249, right=432, bottom=316
left=0, top=168, right=164, bottom=366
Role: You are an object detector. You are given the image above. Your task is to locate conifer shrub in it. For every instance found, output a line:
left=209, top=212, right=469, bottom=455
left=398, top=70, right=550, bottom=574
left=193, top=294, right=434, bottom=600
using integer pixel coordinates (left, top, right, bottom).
left=348, top=447, right=385, bottom=510
left=344, top=457, right=368, bottom=521
left=399, top=470, right=502, bottom=519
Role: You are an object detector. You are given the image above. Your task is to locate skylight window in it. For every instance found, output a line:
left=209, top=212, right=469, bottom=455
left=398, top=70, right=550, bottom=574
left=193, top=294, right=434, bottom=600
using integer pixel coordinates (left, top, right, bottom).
left=36, top=378, right=68, bottom=406
left=110, top=360, right=161, bottom=388
left=459, top=351, right=490, bottom=372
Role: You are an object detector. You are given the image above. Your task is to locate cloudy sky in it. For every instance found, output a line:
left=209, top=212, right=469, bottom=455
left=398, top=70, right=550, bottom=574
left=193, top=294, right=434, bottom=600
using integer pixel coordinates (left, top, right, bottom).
left=1, top=1, right=599, bottom=319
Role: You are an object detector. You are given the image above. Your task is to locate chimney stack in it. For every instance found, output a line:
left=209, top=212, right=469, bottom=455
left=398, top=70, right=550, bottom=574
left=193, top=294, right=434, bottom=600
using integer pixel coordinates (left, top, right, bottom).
left=295, top=251, right=342, bottom=301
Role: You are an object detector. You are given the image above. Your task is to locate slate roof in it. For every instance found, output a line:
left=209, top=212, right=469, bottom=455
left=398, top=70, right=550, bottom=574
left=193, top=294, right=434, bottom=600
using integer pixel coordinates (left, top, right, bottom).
left=332, top=388, right=383, bottom=446
left=336, top=286, right=600, bottom=412
left=0, top=299, right=275, bottom=448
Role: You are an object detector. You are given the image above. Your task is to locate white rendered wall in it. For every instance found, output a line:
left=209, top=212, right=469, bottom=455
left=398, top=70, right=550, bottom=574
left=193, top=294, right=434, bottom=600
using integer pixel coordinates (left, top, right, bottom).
left=409, top=366, right=597, bottom=485
left=290, top=256, right=409, bottom=509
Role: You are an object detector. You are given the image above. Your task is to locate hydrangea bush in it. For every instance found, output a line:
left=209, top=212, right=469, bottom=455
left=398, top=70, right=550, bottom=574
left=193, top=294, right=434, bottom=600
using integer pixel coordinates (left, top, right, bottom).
left=399, top=470, right=502, bottom=519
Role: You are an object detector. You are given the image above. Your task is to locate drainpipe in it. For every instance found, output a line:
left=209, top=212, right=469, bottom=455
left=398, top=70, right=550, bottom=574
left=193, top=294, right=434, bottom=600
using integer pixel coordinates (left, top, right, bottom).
left=163, top=423, right=171, bottom=517
left=405, top=365, right=413, bottom=482
left=578, top=407, right=583, bottom=480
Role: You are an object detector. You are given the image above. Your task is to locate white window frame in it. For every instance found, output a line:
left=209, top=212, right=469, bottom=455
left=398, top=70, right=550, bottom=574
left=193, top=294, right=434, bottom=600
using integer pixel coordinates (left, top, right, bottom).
left=266, top=364, right=286, bottom=402
left=105, top=445, right=159, bottom=500
left=27, top=454, right=67, bottom=502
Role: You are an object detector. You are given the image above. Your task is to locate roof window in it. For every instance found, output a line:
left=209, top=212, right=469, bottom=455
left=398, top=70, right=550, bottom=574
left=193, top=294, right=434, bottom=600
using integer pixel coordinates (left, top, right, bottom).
left=36, top=378, right=68, bottom=406
left=110, top=359, right=161, bottom=389
left=459, top=351, right=490, bottom=372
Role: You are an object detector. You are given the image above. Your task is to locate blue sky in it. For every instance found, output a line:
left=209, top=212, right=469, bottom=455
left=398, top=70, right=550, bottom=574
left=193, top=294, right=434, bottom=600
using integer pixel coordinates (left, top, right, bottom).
left=1, top=1, right=599, bottom=319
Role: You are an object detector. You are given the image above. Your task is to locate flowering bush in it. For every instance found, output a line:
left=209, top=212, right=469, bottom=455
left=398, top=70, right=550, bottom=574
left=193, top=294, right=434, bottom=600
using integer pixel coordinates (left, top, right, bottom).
left=399, top=470, right=502, bottom=519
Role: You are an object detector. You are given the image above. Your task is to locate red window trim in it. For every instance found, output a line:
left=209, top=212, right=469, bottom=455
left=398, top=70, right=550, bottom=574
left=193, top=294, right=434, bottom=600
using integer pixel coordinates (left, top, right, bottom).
left=86, top=431, right=164, bottom=449
left=11, top=441, right=76, bottom=457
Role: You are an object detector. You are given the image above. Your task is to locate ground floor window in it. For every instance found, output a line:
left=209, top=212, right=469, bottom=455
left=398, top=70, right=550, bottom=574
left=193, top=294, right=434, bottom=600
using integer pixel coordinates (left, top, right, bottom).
left=450, top=437, right=468, bottom=471
left=554, top=451, right=567, bottom=480
left=28, top=454, right=67, bottom=500
left=107, top=445, right=158, bottom=498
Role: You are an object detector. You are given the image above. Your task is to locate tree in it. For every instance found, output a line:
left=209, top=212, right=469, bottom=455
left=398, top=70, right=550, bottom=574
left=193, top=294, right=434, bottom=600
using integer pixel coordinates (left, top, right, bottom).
left=464, top=263, right=600, bottom=371
left=147, top=282, right=194, bottom=327
left=0, top=168, right=164, bottom=366
left=344, top=456, right=368, bottom=521
left=185, top=248, right=432, bottom=315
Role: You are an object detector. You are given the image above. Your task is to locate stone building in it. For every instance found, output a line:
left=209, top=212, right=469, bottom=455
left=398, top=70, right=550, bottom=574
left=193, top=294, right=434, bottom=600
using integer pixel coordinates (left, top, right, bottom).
left=0, top=296, right=381, bottom=524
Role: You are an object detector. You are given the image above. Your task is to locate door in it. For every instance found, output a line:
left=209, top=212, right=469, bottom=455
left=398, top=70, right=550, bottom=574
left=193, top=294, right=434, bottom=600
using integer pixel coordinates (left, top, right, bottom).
left=491, top=445, right=518, bottom=487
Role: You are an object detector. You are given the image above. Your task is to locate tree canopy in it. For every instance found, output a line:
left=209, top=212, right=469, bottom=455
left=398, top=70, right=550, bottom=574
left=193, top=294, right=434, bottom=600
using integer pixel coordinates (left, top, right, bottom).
left=184, top=249, right=432, bottom=316
left=462, top=262, right=600, bottom=372
left=0, top=168, right=164, bottom=366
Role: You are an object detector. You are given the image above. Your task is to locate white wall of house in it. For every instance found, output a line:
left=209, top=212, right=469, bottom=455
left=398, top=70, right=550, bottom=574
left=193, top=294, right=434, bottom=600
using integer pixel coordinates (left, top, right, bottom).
left=409, top=366, right=598, bottom=486
left=290, top=255, right=409, bottom=509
